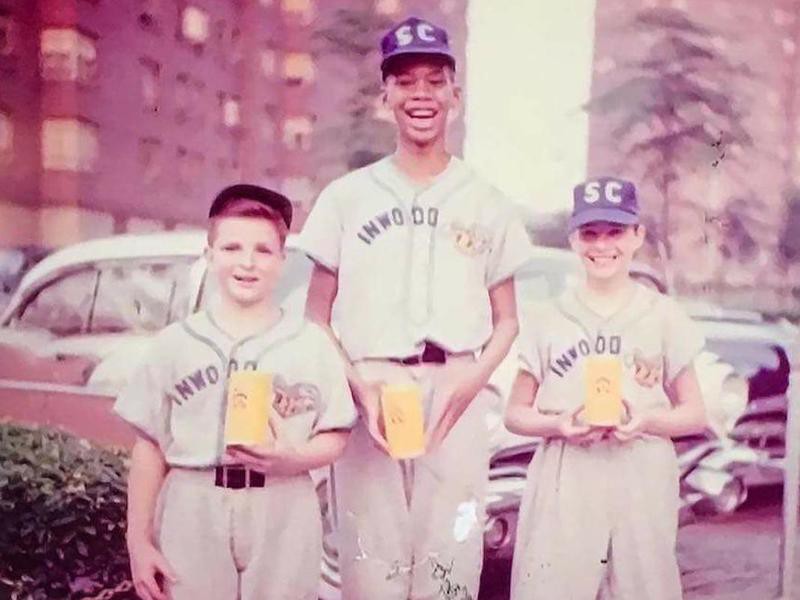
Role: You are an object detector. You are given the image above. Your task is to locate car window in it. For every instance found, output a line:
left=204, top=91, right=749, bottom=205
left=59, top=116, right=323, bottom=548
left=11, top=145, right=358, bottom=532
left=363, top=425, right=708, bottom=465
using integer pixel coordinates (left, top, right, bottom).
left=91, top=259, right=195, bottom=333
left=16, top=268, right=98, bottom=336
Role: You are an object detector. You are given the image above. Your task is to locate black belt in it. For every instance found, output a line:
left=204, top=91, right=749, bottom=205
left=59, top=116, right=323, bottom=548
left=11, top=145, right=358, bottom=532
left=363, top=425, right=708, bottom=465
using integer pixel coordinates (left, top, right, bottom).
left=214, top=465, right=265, bottom=489
left=390, top=341, right=448, bottom=365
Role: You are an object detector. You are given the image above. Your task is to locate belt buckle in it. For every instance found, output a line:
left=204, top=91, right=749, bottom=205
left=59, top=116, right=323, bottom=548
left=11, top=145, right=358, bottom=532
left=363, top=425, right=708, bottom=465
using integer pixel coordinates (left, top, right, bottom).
left=219, top=466, right=247, bottom=489
left=421, top=342, right=446, bottom=364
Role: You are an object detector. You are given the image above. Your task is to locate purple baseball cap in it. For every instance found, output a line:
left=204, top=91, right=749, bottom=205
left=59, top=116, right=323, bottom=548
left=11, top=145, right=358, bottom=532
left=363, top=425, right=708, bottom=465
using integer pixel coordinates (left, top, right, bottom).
left=569, top=177, right=640, bottom=231
left=380, top=16, right=456, bottom=77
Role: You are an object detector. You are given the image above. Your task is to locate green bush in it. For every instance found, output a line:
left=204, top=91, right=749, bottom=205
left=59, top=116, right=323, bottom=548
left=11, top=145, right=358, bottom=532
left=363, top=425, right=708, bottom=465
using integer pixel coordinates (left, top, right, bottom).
left=0, top=423, right=131, bottom=599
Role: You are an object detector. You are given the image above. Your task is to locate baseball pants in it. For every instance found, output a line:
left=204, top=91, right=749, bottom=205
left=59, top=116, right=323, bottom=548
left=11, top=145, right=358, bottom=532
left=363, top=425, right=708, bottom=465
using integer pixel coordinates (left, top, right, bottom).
left=510, top=436, right=682, bottom=600
left=333, top=355, right=491, bottom=600
left=155, top=468, right=322, bottom=600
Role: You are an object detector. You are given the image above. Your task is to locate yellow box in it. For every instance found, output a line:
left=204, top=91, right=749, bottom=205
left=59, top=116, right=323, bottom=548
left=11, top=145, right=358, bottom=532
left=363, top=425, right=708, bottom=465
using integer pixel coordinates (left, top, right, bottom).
left=224, top=371, right=272, bottom=446
left=381, top=383, right=425, bottom=459
left=583, top=357, right=623, bottom=426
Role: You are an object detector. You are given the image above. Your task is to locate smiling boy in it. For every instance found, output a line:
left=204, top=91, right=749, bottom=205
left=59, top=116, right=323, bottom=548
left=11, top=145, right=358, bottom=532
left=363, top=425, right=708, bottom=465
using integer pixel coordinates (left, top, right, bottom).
left=115, top=184, right=356, bottom=600
left=297, top=16, right=531, bottom=600
left=505, top=177, right=707, bottom=599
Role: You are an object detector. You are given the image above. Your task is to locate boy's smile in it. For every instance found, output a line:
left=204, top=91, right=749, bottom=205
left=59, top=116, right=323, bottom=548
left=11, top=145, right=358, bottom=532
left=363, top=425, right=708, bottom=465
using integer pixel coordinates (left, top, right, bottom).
left=571, top=221, right=645, bottom=283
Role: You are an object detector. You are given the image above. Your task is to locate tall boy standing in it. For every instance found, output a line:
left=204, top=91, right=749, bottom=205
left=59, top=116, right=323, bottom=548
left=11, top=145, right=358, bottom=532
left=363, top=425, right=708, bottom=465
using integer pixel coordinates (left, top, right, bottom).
left=298, top=17, right=531, bottom=600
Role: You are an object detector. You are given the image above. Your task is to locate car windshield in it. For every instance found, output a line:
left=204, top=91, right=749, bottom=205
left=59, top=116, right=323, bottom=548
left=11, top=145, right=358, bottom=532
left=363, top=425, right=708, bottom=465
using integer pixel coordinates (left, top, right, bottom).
left=15, top=258, right=196, bottom=336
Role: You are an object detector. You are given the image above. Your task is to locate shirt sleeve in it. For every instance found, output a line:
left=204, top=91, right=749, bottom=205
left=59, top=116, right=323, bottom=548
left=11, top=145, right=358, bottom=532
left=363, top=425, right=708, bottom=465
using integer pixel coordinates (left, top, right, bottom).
left=663, top=298, right=706, bottom=384
left=311, top=327, right=358, bottom=435
left=294, top=181, right=344, bottom=272
left=113, top=344, right=171, bottom=447
left=486, top=201, right=533, bottom=288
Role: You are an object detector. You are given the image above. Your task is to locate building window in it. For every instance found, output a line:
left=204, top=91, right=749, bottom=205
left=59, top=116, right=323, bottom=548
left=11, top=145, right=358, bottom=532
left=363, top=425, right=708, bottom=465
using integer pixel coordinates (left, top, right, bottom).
left=375, top=0, right=400, bottom=15
left=192, top=78, right=206, bottom=125
left=40, top=28, right=97, bottom=83
left=140, top=57, right=161, bottom=112
left=42, top=118, right=98, bottom=172
left=219, top=93, right=241, bottom=128
left=177, top=146, right=190, bottom=185
left=175, top=73, right=190, bottom=123
left=229, top=26, right=243, bottom=64
left=139, top=0, right=161, bottom=30
left=139, top=137, right=162, bottom=183
left=283, top=116, right=313, bottom=151
left=181, top=5, right=209, bottom=45
left=281, top=0, right=314, bottom=24
left=0, top=14, right=17, bottom=56
left=260, top=48, right=276, bottom=77
left=0, top=111, right=12, bottom=164
left=283, top=53, right=315, bottom=86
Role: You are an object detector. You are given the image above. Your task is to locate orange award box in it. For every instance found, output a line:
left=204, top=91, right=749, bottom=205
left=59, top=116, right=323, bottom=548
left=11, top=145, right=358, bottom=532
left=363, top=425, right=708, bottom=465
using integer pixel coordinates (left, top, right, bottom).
left=224, top=371, right=272, bottom=447
left=381, top=383, right=425, bottom=459
left=583, top=357, right=624, bottom=427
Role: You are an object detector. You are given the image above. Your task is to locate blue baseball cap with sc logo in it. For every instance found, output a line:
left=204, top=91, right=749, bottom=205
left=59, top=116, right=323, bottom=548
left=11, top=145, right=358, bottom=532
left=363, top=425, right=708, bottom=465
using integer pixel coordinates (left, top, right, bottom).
left=569, top=177, right=640, bottom=231
left=380, top=16, right=456, bottom=77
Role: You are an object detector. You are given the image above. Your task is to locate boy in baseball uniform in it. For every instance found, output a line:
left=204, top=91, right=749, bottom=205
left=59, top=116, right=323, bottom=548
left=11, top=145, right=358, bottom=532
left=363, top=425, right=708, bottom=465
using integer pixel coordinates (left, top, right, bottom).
left=505, top=177, right=707, bottom=600
left=116, top=184, right=357, bottom=600
left=297, top=16, right=531, bottom=600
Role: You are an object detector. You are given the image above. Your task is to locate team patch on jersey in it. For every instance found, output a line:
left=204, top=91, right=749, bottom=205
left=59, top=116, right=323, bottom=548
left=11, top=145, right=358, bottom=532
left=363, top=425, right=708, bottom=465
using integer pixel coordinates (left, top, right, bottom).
left=272, top=375, right=321, bottom=419
left=450, top=222, right=491, bottom=256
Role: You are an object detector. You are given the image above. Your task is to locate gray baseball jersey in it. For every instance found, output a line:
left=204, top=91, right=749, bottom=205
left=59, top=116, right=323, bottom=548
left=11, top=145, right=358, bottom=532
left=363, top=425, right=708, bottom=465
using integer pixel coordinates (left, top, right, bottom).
left=295, top=155, right=532, bottom=361
left=510, top=283, right=704, bottom=600
left=518, top=283, right=705, bottom=414
left=114, top=310, right=358, bottom=466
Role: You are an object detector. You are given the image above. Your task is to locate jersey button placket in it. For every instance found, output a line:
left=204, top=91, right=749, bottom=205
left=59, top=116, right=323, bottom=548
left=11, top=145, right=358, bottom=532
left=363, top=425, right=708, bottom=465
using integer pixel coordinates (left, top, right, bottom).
left=408, top=196, right=431, bottom=332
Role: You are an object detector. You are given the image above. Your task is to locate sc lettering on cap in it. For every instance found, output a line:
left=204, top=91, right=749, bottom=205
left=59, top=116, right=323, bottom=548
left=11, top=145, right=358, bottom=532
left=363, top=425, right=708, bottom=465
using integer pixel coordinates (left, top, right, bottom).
left=395, top=23, right=437, bottom=46
left=583, top=180, right=623, bottom=204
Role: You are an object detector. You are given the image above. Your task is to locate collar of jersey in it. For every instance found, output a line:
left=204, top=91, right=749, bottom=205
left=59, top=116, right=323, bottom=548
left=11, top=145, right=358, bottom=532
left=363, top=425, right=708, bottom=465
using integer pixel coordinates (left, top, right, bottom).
left=187, top=308, right=306, bottom=350
left=556, top=282, right=658, bottom=336
left=371, top=154, right=470, bottom=206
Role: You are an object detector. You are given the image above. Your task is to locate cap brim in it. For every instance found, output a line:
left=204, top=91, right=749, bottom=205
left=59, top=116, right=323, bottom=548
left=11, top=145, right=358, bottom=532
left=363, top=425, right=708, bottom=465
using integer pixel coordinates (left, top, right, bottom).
left=381, top=50, right=456, bottom=75
left=209, top=184, right=293, bottom=229
left=568, top=208, right=639, bottom=231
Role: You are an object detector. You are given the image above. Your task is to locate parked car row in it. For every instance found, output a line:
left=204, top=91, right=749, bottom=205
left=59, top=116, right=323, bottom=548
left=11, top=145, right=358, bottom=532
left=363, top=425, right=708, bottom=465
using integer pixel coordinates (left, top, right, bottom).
left=0, top=231, right=795, bottom=600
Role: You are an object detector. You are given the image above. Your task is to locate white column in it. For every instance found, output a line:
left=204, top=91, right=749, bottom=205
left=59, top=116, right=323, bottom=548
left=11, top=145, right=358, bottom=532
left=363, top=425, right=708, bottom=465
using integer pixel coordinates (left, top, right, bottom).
left=779, top=334, right=800, bottom=598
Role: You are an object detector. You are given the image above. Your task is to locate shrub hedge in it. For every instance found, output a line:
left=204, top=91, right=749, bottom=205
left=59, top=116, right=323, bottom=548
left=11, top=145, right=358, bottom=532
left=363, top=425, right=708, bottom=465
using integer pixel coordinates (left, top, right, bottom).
left=0, top=423, right=132, bottom=599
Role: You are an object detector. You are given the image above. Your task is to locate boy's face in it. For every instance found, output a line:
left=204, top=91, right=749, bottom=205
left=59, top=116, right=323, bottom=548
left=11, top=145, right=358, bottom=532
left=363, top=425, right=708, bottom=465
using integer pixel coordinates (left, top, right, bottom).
left=569, top=221, right=645, bottom=283
left=383, top=56, right=460, bottom=147
left=206, top=216, right=285, bottom=308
